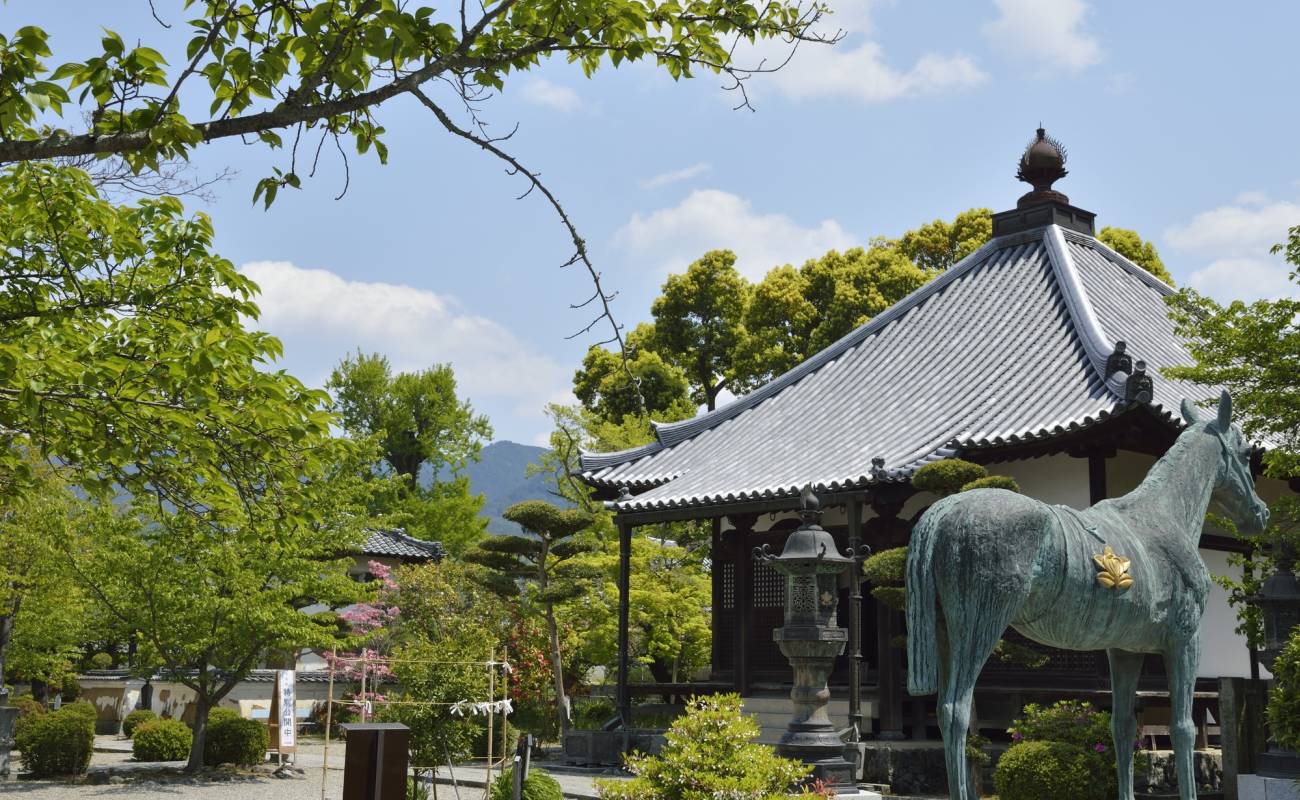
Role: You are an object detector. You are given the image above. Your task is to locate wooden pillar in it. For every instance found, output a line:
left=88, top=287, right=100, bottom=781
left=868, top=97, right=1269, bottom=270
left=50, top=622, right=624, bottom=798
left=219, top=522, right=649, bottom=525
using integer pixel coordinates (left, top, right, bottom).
left=710, top=518, right=724, bottom=679
left=867, top=498, right=908, bottom=741
left=617, top=517, right=633, bottom=726
left=1088, top=451, right=1108, bottom=505
left=846, top=498, right=865, bottom=741
left=730, top=514, right=758, bottom=696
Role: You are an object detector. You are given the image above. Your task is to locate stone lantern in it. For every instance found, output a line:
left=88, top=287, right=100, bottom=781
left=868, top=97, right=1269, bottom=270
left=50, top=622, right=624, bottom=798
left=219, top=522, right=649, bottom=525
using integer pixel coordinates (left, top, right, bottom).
left=754, top=486, right=869, bottom=796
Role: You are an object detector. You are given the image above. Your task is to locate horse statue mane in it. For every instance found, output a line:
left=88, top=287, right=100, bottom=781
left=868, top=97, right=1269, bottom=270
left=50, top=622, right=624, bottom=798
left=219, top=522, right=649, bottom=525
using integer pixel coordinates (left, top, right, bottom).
left=905, top=391, right=1269, bottom=800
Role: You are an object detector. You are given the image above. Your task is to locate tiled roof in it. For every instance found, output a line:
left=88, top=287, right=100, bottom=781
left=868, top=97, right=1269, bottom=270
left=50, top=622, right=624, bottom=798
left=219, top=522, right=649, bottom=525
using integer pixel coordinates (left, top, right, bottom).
left=579, top=223, right=1228, bottom=513
left=359, top=529, right=445, bottom=561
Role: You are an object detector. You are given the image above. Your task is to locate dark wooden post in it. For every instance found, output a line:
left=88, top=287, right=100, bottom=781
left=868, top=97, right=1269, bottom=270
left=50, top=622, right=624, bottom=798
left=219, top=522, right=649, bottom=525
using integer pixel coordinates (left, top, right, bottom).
left=617, top=516, right=633, bottom=726
left=866, top=498, right=907, bottom=741
left=1088, top=451, right=1108, bottom=505
left=710, top=518, right=724, bottom=679
left=730, top=513, right=758, bottom=696
left=846, top=497, right=865, bottom=741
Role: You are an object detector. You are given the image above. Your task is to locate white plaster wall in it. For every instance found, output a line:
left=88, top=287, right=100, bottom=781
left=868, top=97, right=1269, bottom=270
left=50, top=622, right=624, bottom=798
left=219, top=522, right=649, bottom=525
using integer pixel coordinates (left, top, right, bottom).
left=1199, top=548, right=1253, bottom=678
left=995, top=454, right=1092, bottom=508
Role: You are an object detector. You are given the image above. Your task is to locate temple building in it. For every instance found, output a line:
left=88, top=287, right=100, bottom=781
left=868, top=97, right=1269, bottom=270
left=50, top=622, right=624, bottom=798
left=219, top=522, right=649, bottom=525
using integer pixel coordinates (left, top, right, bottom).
left=577, top=129, right=1298, bottom=754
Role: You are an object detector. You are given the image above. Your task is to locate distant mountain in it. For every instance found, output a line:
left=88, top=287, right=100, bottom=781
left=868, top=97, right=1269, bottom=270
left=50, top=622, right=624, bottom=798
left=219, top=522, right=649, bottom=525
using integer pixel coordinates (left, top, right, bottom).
left=462, top=441, right=559, bottom=535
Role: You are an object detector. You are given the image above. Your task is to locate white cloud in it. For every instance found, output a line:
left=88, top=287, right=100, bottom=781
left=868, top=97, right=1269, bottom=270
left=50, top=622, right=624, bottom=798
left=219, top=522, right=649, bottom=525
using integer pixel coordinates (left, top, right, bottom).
left=1164, top=193, right=1300, bottom=302
left=982, top=0, right=1102, bottom=73
left=1187, top=258, right=1300, bottom=303
left=641, top=162, right=712, bottom=190
left=517, top=78, right=582, bottom=112
left=1164, top=197, right=1300, bottom=256
left=240, top=261, right=570, bottom=442
left=613, top=189, right=858, bottom=279
left=769, top=41, right=986, bottom=103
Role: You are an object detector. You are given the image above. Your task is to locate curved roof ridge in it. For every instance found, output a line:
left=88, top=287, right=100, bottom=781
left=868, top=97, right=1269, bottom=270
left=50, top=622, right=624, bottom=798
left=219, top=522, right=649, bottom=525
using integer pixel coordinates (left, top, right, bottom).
left=1062, top=228, right=1177, bottom=296
left=578, top=229, right=1047, bottom=474
left=1043, top=224, right=1129, bottom=397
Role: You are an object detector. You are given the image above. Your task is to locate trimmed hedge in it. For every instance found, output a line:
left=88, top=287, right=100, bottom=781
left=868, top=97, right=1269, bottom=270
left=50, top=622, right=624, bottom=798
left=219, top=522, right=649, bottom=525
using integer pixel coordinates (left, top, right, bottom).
left=961, top=475, right=1021, bottom=493
left=10, top=696, right=45, bottom=739
left=204, top=711, right=268, bottom=766
left=16, top=705, right=95, bottom=776
left=61, top=701, right=98, bottom=725
left=911, top=459, right=987, bottom=497
left=133, top=718, right=193, bottom=762
left=122, top=709, right=157, bottom=738
left=491, top=768, right=564, bottom=800
left=994, top=740, right=1110, bottom=800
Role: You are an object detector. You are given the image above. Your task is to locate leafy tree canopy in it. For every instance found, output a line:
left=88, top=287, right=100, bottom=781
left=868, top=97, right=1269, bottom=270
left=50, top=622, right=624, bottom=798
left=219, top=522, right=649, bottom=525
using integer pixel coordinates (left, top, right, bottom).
left=896, top=207, right=992, bottom=272
left=1166, top=225, right=1300, bottom=477
left=574, top=325, right=693, bottom=424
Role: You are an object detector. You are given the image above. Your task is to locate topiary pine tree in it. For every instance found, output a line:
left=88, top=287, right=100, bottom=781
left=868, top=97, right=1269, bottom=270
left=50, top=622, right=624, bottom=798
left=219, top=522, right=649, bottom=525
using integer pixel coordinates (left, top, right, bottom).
left=466, top=500, right=597, bottom=738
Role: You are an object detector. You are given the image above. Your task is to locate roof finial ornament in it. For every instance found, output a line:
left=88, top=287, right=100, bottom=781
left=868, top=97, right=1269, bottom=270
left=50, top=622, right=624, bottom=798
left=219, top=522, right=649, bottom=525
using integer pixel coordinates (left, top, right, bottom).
left=799, top=484, right=823, bottom=524
left=1105, top=340, right=1133, bottom=378
left=1124, top=361, right=1153, bottom=404
left=1015, top=126, right=1070, bottom=209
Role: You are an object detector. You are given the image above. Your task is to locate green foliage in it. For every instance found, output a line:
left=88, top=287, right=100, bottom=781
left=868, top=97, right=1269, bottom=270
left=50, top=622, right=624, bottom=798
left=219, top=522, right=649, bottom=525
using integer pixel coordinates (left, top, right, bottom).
left=596, top=694, right=809, bottom=800
left=491, top=768, right=565, bottom=800
left=911, top=459, right=988, bottom=497
left=122, top=708, right=157, bottom=738
left=961, top=475, right=1021, bottom=493
left=15, top=704, right=94, bottom=776
left=994, top=740, right=1112, bottom=800
left=61, top=701, right=97, bottom=725
left=328, top=352, right=492, bottom=556
left=1167, top=236, right=1300, bottom=477
left=897, top=208, right=993, bottom=272
left=650, top=250, right=752, bottom=410
left=1269, top=627, right=1300, bottom=751
left=1098, top=227, right=1173, bottom=285
left=998, top=701, right=1116, bottom=800
left=740, top=243, right=931, bottom=384
left=0, top=2, right=824, bottom=191
left=574, top=325, right=694, bottom=423
left=862, top=547, right=907, bottom=585
left=870, top=586, right=906, bottom=612
left=10, top=695, right=45, bottom=740
left=132, top=717, right=193, bottom=762
left=204, top=712, right=268, bottom=766
left=89, top=653, right=113, bottom=670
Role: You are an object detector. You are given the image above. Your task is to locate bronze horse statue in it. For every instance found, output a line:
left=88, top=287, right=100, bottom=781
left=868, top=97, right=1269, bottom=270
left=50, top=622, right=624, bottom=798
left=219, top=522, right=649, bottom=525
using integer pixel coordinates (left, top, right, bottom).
left=906, top=392, right=1269, bottom=800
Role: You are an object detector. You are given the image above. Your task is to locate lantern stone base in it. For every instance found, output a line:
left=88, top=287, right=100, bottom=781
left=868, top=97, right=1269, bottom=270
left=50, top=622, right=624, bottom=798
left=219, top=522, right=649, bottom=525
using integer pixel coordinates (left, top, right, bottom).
left=1240, top=773, right=1300, bottom=800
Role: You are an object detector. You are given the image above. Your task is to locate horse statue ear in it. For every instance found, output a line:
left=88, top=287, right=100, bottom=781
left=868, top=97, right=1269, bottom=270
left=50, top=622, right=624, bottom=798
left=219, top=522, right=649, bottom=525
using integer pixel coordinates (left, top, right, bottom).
left=1214, top=390, right=1233, bottom=432
left=1180, top=398, right=1201, bottom=425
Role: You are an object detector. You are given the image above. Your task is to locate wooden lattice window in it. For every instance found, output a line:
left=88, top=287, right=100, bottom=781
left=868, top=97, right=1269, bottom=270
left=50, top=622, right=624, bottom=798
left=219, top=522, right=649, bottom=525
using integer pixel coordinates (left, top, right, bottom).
left=754, top=568, right=785, bottom=608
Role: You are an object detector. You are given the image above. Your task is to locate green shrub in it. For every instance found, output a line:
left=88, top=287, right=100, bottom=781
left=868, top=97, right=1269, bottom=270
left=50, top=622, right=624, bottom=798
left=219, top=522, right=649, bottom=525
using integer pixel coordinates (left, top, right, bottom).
left=961, top=474, right=1021, bottom=493
left=911, top=459, right=987, bottom=497
left=862, top=546, right=907, bottom=585
left=997, top=701, right=1115, bottom=800
left=206, top=706, right=241, bottom=726
left=408, top=777, right=431, bottom=800
left=61, top=701, right=98, bottom=725
left=204, top=711, right=268, bottom=766
left=133, top=717, right=193, bottom=762
left=1269, top=629, right=1300, bottom=750
left=995, top=740, right=1110, bottom=800
left=16, top=706, right=94, bottom=776
left=88, top=652, right=114, bottom=670
left=491, top=768, right=564, bottom=800
left=60, top=673, right=81, bottom=701
left=596, top=694, right=809, bottom=800
left=122, top=708, right=157, bottom=738
left=10, top=695, right=45, bottom=739
left=573, top=699, right=617, bottom=730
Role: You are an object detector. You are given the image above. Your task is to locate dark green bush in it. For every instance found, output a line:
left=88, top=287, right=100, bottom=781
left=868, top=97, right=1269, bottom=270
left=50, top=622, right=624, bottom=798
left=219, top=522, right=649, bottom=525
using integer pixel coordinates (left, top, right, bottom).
left=911, top=459, right=987, bottom=496
left=1269, top=629, right=1300, bottom=750
left=206, top=706, right=241, bottom=726
left=997, top=701, right=1115, bottom=800
left=204, top=711, right=268, bottom=766
left=995, top=740, right=1112, bottom=800
left=862, top=546, right=907, bottom=585
left=133, top=717, right=193, bottom=762
left=573, top=699, right=616, bottom=730
left=491, top=768, right=564, bottom=800
left=122, top=708, right=157, bottom=738
left=961, top=475, right=1021, bottom=493
left=10, top=695, right=45, bottom=739
left=88, top=652, right=114, bottom=670
left=61, top=701, right=98, bottom=725
left=60, top=673, right=81, bottom=701
left=16, top=706, right=94, bottom=776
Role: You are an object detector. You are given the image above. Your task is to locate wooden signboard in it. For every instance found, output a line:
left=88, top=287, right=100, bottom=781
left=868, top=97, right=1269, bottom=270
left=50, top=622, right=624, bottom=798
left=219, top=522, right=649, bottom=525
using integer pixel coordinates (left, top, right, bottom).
left=266, top=669, right=297, bottom=754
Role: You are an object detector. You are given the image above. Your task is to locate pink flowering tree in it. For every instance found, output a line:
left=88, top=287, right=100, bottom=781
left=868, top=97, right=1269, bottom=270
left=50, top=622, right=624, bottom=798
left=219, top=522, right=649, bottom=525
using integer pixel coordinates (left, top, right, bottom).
left=326, top=560, right=401, bottom=716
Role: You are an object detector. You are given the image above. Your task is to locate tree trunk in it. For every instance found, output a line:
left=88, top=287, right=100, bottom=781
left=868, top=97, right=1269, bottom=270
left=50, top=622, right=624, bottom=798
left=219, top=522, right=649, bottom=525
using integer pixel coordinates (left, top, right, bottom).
left=187, top=693, right=211, bottom=771
left=544, top=604, right=569, bottom=741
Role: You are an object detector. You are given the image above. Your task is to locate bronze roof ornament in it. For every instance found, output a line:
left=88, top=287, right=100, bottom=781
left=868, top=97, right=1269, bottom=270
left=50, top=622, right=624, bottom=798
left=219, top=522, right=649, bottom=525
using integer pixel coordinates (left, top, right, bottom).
left=1016, top=126, right=1070, bottom=209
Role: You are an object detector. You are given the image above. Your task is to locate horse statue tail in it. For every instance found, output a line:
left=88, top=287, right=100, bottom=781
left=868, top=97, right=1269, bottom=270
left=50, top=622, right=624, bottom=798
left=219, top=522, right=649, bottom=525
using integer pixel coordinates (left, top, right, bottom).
left=906, top=500, right=952, bottom=696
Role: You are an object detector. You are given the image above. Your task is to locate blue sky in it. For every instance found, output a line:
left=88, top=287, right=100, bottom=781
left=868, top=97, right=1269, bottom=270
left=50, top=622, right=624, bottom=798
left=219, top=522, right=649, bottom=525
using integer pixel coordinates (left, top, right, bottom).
left=11, top=0, right=1300, bottom=444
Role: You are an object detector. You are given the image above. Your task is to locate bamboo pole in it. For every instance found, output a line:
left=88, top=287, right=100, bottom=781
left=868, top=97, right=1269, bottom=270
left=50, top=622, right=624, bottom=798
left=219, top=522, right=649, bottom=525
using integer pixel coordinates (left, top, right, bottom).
left=322, top=648, right=336, bottom=800
left=485, top=650, right=495, bottom=800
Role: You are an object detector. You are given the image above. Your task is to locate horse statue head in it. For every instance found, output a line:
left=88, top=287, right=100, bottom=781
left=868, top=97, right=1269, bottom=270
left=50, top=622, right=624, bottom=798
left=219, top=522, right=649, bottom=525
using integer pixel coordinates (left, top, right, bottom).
left=1180, top=390, right=1270, bottom=534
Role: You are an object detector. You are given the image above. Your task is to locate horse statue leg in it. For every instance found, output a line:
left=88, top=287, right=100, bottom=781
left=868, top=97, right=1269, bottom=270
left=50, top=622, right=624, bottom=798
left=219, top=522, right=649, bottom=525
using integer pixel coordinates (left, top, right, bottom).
left=1107, top=649, right=1143, bottom=800
left=936, top=603, right=1014, bottom=800
left=1167, top=634, right=1201, bottom=800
